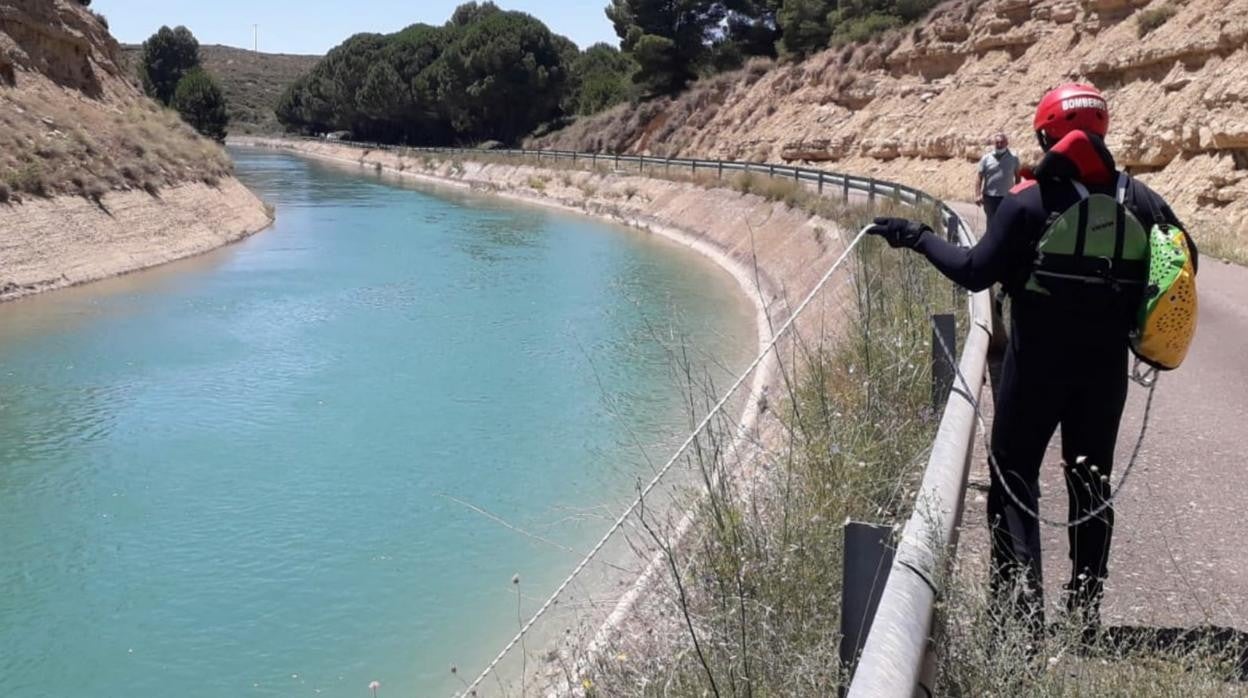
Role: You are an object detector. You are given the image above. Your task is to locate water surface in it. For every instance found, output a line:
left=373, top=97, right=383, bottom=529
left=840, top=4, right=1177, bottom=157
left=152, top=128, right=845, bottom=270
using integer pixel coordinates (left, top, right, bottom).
left=0, top=150, right=756, bottom=696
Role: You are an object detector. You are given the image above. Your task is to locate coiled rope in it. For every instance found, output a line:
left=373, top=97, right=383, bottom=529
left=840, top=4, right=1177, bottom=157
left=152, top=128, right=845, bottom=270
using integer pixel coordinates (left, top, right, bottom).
left=457, top=226, right=872, bottom=696
left=930, top=316, right=1158, bottom=529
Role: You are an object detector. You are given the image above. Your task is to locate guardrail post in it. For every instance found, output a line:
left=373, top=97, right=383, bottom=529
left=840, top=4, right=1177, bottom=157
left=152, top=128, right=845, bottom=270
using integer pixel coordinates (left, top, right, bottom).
left=665, top=158, right=670, bottom=175
left=843, top=177, right=850, bottom=203
left=931, top=313, right=957, bottom=411
left=868, top=179, right=876, bottom=203
left=718, top=161, right=723, bottom=179
left=615, top=153, right=620, bottom=169
left=818, top=172, right=825, bottom=194
left=894, top=183, right=902, bottom=202
left=691, top=159, right=696, bottom=175
left=768, top=164, right=775, bottom=177
left=840, top=522, right=894, bottom=687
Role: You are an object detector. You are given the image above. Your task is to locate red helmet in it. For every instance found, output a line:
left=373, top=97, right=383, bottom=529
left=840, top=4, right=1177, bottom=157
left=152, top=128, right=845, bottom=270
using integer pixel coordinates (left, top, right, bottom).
left=1034, top=83, right=1109, bottom=149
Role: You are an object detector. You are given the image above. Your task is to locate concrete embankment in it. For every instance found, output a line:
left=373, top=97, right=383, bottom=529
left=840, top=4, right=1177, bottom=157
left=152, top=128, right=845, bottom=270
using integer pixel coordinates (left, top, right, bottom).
left=0, top=178, right=272, bottom=303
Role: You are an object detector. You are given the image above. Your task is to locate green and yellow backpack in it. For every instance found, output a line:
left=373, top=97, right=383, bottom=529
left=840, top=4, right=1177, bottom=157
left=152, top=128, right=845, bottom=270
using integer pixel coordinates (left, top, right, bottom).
left=1025, top=173, right=1198, bottom=372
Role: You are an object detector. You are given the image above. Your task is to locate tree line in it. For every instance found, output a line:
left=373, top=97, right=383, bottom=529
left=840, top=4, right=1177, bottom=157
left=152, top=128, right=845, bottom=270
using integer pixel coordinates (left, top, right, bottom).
left=276, top=3, right=637, bottom=145
left=610, top=0, right=942, bottom=94
left=277, top=0, right=939, bottom=146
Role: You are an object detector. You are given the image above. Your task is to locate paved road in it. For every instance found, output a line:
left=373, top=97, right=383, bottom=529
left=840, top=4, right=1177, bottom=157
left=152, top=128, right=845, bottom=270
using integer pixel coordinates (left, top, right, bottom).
left=952, top=203, right=1248, bottom=628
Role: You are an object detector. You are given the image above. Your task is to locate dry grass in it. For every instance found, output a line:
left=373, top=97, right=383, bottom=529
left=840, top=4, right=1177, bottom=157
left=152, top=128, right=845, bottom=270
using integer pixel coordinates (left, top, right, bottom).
left=0, top=88, right=232, bottom=201
left=1137, top=4, right=1179, bottom=37
left=938, top=570, right=1246, bottom=696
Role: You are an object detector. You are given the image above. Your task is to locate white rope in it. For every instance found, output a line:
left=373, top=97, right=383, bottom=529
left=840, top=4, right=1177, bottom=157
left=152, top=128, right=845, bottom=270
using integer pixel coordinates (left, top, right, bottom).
left=457, top=226, right=872, bottom=696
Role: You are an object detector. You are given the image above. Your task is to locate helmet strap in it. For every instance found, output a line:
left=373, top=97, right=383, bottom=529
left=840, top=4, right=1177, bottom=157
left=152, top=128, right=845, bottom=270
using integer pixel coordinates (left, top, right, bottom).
left=1036, top=130, right=1053, bottom=152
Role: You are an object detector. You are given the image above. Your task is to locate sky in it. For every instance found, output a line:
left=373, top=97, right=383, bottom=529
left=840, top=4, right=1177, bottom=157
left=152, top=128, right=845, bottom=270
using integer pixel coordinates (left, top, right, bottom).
left=97, top=0, right=620, bottom=55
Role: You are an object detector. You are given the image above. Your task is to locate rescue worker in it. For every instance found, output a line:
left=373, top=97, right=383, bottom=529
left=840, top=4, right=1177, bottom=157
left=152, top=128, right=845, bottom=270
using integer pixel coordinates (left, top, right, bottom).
left=866, top=84, right=1196, bottom=628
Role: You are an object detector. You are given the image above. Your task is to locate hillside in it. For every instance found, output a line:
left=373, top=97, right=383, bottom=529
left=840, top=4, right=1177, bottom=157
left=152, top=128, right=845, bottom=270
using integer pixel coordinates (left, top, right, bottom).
left=0, top=0, right=234, bottom=198
left=0, top=0, right=270, bottom=302
left=534, top=0, right=1248, bottom=262
left=121, top=44, right=320, bottom=134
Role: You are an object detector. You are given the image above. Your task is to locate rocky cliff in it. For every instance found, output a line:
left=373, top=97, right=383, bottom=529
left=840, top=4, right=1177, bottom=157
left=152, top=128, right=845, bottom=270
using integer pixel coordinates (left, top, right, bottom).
left=0, top=0, right=271, bottom=302
left=535, top=0, right=1248, bottom=261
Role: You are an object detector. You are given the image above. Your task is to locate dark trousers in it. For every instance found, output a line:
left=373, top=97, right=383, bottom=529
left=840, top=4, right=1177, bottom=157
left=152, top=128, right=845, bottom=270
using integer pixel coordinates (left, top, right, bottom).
left=987, top=333, right=1128, bottom=621
left=983, top=195, right=1004, bottom=223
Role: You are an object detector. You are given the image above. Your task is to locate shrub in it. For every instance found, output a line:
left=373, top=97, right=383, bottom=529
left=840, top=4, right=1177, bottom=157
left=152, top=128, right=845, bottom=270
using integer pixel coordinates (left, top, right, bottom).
left=832, top=12, right=905, bottom=44
left=172, top=68, right=229, bottom=141
left=1137, top=4, right=1178, bottom=37
left=7, top=163, right=47, bottom=196
left=0, top=181, right=10, bottom=203
left=85, top=179, right=107, bottom=201
left=142, top=179, right=160, bottom=196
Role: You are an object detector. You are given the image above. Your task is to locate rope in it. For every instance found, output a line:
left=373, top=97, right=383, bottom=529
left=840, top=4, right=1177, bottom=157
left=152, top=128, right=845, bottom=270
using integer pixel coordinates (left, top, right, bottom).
left=930, top=316, right=1158, bottom=529
left=456, top=226, right=872, bottom=696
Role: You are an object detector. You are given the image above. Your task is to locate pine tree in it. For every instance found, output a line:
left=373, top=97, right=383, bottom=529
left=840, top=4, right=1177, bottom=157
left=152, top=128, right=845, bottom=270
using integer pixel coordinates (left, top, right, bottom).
left=139, top=26, right=201, bottom=105
left=173, top=68, right=229, bottom=141
left=605, top=0, right=725, bottom=95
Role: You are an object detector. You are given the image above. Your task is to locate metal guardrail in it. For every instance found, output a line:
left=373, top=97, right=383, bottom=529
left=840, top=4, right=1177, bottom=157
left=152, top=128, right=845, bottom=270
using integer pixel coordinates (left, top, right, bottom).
left=293, top=136, right=933, bottom=209
left=280, top=135, right=993, bottom=696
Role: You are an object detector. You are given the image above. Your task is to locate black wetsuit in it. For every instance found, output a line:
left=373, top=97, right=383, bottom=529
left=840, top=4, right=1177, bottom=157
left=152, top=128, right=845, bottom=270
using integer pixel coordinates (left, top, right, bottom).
left=908, top=134, right=1189, bottom=618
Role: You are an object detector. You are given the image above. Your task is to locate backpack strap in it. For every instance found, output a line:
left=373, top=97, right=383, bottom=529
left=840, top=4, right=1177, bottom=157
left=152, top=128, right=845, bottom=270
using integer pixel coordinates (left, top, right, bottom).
left=1120, top=172, right=1165, bottom=227
left=1063, top=180, right=1092, bottom=258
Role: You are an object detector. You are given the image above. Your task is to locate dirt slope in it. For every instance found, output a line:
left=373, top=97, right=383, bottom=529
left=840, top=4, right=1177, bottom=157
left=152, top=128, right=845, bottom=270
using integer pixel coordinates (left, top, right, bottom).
left=535, top=0, right=1248, bottom=261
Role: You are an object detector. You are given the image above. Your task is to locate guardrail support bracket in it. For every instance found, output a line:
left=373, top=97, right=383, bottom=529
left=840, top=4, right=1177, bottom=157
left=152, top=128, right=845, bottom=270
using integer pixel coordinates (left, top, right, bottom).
left=840, top=521, right=895, bottom=691
left=931, top=313, right=957, bottom=412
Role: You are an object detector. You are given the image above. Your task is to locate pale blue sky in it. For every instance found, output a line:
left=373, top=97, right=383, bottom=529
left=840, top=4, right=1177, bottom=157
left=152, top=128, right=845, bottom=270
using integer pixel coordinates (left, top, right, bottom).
left=97, top=0, right=619, bottom=55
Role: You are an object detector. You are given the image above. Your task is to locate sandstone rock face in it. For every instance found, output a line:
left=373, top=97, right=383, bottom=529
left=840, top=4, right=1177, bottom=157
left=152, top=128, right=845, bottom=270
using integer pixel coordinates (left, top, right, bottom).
left=0, top=0, right=120, bottom=97
left=536, top=0, right=1248, bottom=259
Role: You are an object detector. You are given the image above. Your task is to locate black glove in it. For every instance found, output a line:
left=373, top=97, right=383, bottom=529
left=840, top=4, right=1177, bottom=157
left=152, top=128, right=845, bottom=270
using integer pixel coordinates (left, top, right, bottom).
left=867, top=217, right=930, bottom=249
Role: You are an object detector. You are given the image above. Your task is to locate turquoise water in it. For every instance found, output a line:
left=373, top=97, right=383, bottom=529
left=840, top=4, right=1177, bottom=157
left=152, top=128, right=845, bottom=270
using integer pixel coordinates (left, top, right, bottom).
left=0, top=151, right=756, bottom=697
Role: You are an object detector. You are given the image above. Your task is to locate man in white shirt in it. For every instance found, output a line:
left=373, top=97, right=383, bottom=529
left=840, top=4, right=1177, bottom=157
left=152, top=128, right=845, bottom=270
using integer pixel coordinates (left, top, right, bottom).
left=976, top=133, right=1021, bottom=221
